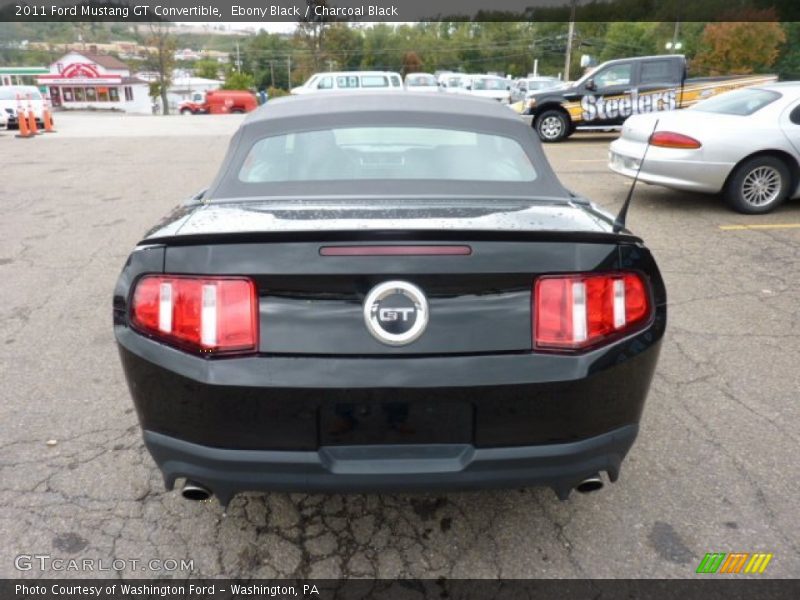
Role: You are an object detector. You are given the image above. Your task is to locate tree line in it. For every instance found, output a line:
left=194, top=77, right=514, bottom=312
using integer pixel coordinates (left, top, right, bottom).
left=2, top=16, right=798, bottom=98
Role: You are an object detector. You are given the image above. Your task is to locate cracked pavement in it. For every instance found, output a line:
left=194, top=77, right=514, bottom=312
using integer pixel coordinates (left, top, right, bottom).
left=1, top=115, right=798, bottom=579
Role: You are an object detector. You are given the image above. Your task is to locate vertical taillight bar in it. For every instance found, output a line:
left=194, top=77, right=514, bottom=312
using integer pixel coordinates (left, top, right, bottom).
left=534, top=272, right=650, bottom=350
left=131, top=275, right=258, bottom=355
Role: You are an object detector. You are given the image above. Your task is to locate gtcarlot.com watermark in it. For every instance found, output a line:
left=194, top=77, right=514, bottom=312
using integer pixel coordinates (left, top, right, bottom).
left=15, top=554, right=194, bottom=572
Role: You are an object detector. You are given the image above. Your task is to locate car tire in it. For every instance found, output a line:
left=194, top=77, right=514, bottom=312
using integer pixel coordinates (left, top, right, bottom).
left=724, top=156, right=791, bottom=214
left=535, top=110, right=570, bottom=143
left=180, top=108, right=193, bottom=115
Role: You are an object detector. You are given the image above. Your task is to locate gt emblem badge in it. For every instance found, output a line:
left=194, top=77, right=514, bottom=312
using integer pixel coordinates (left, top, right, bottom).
left=363, top=281, right=429, bottom=346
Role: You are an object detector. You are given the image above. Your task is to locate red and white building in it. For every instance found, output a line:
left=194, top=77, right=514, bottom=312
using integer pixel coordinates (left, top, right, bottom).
left=37, top=51, right=151, bottom=114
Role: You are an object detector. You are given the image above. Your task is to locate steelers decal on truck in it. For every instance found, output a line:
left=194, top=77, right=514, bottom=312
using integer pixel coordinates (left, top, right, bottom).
left=580, top=89, right=678, bottom=122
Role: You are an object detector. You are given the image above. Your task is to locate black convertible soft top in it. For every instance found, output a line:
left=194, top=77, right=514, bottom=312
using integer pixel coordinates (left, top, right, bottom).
left=244, top=91, right=523, bottom=123
left=205, top=92, right=570, bottom=201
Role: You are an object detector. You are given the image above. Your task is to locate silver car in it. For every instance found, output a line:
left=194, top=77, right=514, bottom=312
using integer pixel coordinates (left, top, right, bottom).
left=609, top=83, right=800, bottom=214
left=510, top=77, right=561, bottom=104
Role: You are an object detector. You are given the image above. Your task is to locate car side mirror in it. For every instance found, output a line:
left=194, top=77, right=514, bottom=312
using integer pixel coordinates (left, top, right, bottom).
left=585, top=79, right=597, bottom=91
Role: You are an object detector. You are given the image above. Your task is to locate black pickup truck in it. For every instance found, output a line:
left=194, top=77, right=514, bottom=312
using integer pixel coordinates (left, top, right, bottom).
left=517, top=54, right=776, bottom=142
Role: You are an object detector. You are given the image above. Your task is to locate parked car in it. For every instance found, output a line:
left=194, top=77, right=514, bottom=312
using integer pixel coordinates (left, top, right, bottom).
left=510, top=76, right=562, bottom=104
left=610, top=83, right=800, bottom=214
left=179, top=90, right=258, bottom=115
left=437, top=73, right=465, bottom=93
left=460, top=75, right=512, bottom=103
left=0, top=85, right=46, bottom=129
left=524, top=54, right=777, bottom=142
left=114, top=92, right=665, bottom=506
left=404, top=73, right=440, bottom=93
left=290, top=71, right=403, bottom=95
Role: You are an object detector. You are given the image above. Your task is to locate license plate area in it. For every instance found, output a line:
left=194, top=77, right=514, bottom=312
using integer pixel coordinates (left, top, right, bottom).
left=320, top=400, right=473, bottom=446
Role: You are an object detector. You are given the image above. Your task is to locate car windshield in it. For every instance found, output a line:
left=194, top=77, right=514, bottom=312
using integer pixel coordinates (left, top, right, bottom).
left=407, top=75, right=437, bottom=87
left=472, top=78, right=507, bottom=91
left=691, top=88, right=782, bottom=116
left=239, top=126, right=537, bottom=183
left=0, top=87, right=42, bottom=100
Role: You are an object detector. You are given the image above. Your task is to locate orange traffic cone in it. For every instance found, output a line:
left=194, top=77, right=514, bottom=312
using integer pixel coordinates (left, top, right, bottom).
left=15, top=95, right=33, bottom=139
left=26, top=95, right=40, bottom=135
left=42, top=95, right=56, bottom=133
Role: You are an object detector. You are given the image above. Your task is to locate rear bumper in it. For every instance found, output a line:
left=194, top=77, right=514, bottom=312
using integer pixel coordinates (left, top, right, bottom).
left=608, top=140, right=732, bottom=194
left=116, top=302, right=664, bottom=502
left=145, top=424, right=639, bottom=504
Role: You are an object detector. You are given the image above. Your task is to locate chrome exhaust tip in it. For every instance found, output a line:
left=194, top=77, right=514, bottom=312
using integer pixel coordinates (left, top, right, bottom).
left=575, top=475, right=604, bottom=494
left=181, top=480, right=212, bottom=501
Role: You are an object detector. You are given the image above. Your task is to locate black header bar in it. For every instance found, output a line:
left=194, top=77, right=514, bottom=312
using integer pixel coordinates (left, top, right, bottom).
left=2, top=0, right=799, bottom=23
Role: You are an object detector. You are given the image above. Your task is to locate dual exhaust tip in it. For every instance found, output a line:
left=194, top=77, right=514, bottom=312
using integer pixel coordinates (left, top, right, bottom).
left=181, top=480, right=212, bottom=502
left=575, top=474, right=604, bottom=494
left=179, top=475, right=605, bottom=503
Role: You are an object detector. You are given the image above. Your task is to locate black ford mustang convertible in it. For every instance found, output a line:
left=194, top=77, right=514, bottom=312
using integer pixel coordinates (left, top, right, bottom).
left=114, top=93, right=666, bottom=506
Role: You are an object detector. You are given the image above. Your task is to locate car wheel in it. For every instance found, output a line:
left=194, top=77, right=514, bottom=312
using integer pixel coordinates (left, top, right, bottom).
left=536, top=110, right=569, bottom=142
left=180, top=108, right=193, bottom=115
left=724, top=156, right=791, bottom=214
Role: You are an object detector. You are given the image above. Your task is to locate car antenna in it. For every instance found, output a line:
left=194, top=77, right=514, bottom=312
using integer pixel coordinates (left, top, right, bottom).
left=613, top=119, right=660, bottom=233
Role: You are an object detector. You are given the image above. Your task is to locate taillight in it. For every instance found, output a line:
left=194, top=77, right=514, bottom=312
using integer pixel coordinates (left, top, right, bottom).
left=534, top=272, right=650, bottom=350
left=130, top=275, right=258, bottom=355
left=649, top=131, right=702, bottom=149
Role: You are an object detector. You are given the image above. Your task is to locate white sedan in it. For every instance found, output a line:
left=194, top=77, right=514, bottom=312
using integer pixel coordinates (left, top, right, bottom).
left=460, top=75, right=512, bottom=104
left=404, top=73, right=441, bottom=93
left=609, top=83, right=800, bottom=214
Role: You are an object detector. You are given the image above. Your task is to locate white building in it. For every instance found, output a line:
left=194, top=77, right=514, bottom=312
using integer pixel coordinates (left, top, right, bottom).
left=36, top=51, right=151, bottom=114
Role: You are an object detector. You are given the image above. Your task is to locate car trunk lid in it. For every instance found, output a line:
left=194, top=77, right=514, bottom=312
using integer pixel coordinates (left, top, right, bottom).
left=155, top=200, right=630, bottom=356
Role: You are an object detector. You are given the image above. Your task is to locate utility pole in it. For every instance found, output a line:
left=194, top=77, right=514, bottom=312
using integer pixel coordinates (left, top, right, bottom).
left=287, top=55, right=292, bottom=88
left=269, top=60, right=275, bottom=88
left=235, top=40, right=241, bottom=73
left=563, top=0, right=577, bottom=81
left=671, top=20, right=681, bottom=50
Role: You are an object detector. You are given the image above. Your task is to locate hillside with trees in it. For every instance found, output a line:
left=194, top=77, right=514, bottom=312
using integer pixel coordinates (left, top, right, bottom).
left=2, top=19, right=797, bottom=92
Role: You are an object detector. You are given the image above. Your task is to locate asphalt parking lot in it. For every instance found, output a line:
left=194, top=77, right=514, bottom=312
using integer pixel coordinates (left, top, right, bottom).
left=1, top=113, right=798, bottom=579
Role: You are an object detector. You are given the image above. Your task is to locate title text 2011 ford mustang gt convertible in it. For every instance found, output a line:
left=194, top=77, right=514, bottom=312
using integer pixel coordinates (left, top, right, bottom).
left=114, top=93, right=666, bottom=506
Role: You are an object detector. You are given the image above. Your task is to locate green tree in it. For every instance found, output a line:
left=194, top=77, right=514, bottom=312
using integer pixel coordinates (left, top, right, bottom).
left=599, top=22, right=660, bottom=62
left=193, top=59, right=221, bottom=80
left=241, top=30, right=293, bottom=90
left=222, top=70, right=255, bottom=91
left=294, top=0, right=338, bottom=77
left=144, top=23, right=177, bottom=115
left=775, top=23, right=800, bottom=80
left=323, top=23, right=364, bottom=71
